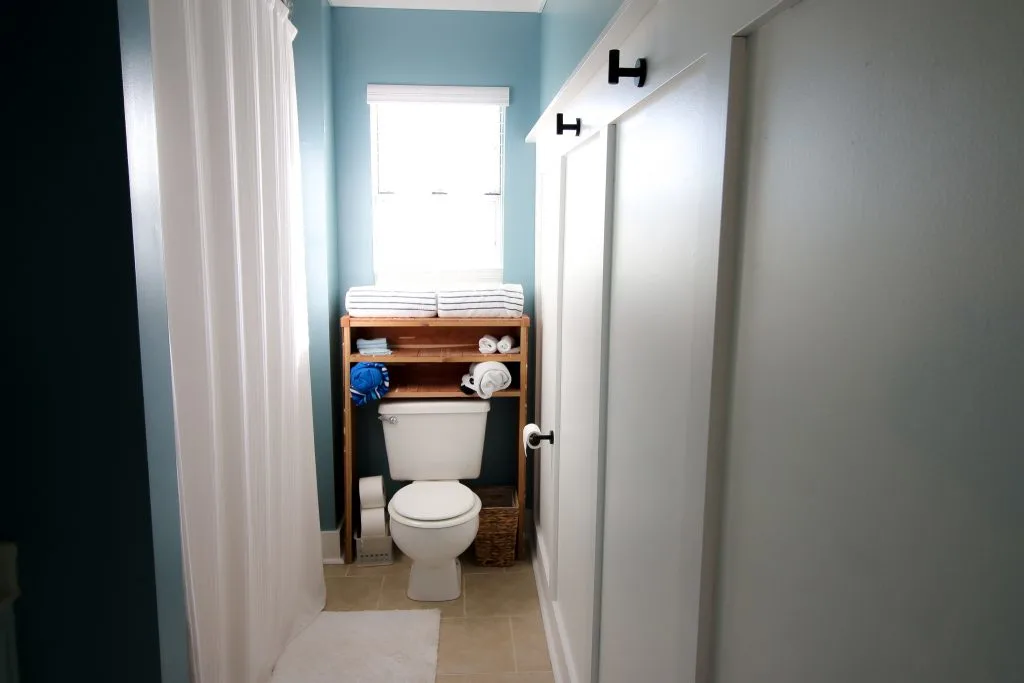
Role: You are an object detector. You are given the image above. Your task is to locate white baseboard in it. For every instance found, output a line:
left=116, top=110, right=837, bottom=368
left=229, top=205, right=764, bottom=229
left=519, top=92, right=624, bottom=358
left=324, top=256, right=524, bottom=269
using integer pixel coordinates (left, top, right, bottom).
left=321, top=525, right=344, bottom=565
left=531, top=527, right=572, bottom=683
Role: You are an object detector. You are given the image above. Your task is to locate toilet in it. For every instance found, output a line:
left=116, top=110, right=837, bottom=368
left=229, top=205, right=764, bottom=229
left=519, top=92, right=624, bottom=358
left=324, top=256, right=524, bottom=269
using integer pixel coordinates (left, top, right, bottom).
left=378, top=399, right=489, bottom=602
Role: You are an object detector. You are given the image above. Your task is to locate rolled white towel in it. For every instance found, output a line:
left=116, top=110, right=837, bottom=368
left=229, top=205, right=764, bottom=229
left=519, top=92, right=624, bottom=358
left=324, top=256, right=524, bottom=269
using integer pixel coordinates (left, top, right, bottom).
left=479, top=335, right=498, bottom=354
left=465, top=361, right=512, bottom=399
left=478, top=368, right=511, bottom=399
left=497, top=335, right=515, bottom=353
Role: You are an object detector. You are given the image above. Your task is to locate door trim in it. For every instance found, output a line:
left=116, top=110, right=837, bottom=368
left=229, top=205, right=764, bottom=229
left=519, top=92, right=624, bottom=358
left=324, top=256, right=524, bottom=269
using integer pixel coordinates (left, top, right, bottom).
left=588, top=124, right=617, bottom=683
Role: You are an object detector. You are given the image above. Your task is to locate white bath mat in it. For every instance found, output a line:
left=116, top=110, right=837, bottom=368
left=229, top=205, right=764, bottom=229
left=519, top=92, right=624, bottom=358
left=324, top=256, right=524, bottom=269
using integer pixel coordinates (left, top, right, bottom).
left=271, top=610, right=440, bottom=683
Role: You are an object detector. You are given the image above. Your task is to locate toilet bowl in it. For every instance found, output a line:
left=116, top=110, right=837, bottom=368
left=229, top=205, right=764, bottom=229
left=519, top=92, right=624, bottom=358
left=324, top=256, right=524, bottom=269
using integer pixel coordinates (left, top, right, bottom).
left=388, top=480, right=482, bottom=601
left=378, top=400, right=490, bottom=602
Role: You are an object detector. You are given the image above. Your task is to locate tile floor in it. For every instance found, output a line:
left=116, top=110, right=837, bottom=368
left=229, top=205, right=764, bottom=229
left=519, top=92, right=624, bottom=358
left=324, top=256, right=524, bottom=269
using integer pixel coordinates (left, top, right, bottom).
left=324, top=546, right=553, bottom=683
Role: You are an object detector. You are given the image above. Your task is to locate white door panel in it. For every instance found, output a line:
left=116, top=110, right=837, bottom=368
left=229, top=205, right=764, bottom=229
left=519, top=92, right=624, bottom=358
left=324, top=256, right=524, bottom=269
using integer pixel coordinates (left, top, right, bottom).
left=553, top=131, right=615, bottom=683
left=598, top=63, right=711, bottom=682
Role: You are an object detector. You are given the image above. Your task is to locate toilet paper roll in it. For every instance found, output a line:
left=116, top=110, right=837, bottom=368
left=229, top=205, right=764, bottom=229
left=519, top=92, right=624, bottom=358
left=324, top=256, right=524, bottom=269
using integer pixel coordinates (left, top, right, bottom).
left=358, top=476, right=386, bottom=509
left=360, top=507, right=387, bottom=537
left=523, top=423, right=543, bottom=451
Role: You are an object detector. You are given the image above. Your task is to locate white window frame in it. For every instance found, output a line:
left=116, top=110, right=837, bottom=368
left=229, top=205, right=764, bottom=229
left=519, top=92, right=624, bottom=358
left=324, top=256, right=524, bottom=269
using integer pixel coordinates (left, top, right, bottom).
left=367, top=84, right=509, bottom=287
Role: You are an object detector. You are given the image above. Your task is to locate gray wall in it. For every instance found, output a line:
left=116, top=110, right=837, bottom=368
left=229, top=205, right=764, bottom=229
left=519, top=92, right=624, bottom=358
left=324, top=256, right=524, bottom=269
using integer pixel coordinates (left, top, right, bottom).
left=714, top=0, right=1024, bottom=681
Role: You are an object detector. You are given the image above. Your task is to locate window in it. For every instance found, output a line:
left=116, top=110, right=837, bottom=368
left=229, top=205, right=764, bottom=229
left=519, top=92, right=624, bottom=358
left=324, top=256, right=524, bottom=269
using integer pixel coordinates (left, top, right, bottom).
left=368, top=85, right=508, bottom=286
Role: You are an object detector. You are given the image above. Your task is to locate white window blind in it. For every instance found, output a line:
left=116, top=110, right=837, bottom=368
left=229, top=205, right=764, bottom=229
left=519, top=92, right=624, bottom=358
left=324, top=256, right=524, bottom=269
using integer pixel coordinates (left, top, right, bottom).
left=368, top=85, right=508, bottom=286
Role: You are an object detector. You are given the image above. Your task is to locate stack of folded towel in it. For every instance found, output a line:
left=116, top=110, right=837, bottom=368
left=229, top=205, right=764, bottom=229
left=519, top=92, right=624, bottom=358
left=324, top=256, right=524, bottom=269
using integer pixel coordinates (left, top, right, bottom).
left=438, top=284, right=524, bottom=318
left=350, top=362, right=390, bottom=406
left=356, top=338, right=392, bottom=356
left=478, top=334, right=519, bottom=354
left=346, top=286, right=437, bottom=318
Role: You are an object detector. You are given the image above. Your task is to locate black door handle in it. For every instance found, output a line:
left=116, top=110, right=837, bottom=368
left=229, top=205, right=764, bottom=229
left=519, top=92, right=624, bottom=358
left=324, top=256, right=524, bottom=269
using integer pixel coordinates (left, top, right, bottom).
left=529, top=431, right=555, bottom=447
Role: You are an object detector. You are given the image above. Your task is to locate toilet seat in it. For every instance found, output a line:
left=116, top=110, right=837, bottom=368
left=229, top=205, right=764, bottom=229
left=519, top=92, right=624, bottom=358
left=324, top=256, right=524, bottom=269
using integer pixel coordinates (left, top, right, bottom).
left=388, top=481, right=481, bottom=529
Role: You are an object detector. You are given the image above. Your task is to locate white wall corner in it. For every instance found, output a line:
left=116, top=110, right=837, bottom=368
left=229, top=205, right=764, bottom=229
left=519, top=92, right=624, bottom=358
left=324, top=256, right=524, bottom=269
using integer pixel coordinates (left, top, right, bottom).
left=321, top=525, right=345, bottom=565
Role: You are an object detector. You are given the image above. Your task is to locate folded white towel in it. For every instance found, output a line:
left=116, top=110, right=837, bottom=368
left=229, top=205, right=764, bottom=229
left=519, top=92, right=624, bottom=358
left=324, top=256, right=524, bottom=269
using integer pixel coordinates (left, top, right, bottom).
left=497, top=335, right=515, bottom=353
left=437, top=284, right=524, bottom=318
left=464, top=361, right=512, bottom=399
left=346, top=286, right=437, bottom=318
left=479, top=335, right=498, bottom=354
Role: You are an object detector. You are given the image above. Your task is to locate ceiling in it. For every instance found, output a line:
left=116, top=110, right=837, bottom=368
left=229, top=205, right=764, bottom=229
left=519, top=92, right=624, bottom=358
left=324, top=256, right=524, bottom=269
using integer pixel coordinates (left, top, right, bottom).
left=327, top=0, right=545, bottom=12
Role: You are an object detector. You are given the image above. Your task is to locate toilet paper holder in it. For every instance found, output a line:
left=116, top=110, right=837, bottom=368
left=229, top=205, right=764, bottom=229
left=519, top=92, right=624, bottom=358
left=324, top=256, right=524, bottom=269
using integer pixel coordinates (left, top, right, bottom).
left=528, top=430, right=555, bottom=447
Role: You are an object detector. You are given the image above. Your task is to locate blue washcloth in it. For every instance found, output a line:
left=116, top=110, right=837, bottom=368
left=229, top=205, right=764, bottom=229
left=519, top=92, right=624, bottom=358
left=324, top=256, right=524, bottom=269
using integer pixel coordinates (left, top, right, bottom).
left=358, top=349, right=392, bottom=356
left=356, top=338, right=389, bottom=349
left=350, top=362, right=390, bottom=406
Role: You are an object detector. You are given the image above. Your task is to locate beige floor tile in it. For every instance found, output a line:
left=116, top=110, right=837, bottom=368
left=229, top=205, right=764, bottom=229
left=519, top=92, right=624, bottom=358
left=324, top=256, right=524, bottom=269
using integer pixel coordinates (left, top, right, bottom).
left=323, top=563, right=348, bottom=578
left=379, top=574, right=465, bottom=618
left=464, top=571, right=540, bottom=618
left=460, top=552, right=506, bottom=574
left=504, top=542, right=533, bottom=573
left=436, top=677, right=470, bottom=682
left=324, top=576, right=382, bottom=611
left=346, top=551, right=412, bottom=577
left=504, top=555, right=533, bottom=574
left=510, top=615, right=551, bottom=672
left=467, top=674, right=556, bottom=683
left=438, top=617, right=516, bottom=675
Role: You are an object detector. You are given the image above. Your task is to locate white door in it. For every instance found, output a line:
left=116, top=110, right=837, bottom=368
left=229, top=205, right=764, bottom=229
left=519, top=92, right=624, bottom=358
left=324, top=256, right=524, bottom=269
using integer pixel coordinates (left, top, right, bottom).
left=533, top=129, right=616, bottom=683
left=597, top=64, right=712, bottom=682
left=532, top=154, right=565, bottom=598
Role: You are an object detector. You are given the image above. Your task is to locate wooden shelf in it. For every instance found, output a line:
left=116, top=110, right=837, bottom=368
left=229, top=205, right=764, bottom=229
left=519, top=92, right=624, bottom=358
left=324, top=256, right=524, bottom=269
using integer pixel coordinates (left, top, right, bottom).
left=386, top=383, right=521, bottom=399
left=343, top=315, right=530, bottom=328
left=350, top=349, right=523, bottom=364
left=340, top=315, right=530, bottom=564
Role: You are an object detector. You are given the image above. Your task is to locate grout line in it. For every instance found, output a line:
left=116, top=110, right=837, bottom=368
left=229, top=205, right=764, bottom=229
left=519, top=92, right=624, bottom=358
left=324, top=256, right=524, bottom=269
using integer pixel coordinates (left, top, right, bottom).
left=461, top=572, right=468, bottom=617
left=509, top=615, right=519, bottom=673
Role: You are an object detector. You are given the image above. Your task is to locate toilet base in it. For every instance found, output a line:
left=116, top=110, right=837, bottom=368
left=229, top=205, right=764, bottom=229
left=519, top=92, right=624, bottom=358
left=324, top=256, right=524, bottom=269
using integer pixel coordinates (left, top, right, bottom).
left=407, top=558, right=463, bottom=602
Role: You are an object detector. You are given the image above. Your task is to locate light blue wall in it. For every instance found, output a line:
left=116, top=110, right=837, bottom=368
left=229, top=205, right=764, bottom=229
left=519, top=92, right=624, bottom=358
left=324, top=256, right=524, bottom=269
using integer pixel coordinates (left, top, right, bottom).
left=116, top=0, right=190, bottom=678
left=331, top=7, right=540, bottom=500
left=540, top=0, right=622, bottom=107
left=294, top=0, right=342, bottom=531
left=332, top=8, right=540, bottom=304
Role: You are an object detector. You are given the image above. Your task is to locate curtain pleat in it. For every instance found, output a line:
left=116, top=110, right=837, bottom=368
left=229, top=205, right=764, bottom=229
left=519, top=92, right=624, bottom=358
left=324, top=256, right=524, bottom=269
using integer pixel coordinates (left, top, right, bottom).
left=150, top=0, right=326, bottom=681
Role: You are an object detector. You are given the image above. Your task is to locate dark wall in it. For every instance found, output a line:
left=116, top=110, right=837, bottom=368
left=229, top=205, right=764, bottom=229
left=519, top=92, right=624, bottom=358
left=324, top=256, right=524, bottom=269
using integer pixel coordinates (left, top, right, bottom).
left=3, top=1, right=185, bottom=681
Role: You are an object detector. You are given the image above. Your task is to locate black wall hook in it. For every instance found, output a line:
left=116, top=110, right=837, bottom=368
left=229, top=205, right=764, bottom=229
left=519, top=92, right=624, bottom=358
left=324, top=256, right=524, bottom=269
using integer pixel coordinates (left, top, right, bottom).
left=608, top=49, right=647, bottom=87
left=556, top=113, right=581, bottom=136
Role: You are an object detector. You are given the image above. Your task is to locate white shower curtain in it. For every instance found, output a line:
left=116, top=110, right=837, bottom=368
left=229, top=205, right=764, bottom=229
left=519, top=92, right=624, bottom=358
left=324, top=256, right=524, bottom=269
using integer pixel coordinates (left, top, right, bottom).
left=149, top=1, right=326, bottom=681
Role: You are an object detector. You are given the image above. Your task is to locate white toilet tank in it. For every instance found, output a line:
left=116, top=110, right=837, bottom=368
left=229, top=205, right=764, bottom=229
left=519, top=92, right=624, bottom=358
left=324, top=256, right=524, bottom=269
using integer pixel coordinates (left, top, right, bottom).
left=378, top=400, right=490, bottom=481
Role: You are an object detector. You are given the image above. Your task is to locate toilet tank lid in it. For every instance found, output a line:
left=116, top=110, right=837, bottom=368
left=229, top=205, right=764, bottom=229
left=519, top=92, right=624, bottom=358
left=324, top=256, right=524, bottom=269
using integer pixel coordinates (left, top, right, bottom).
left=379, top=400, right=490, bottom=415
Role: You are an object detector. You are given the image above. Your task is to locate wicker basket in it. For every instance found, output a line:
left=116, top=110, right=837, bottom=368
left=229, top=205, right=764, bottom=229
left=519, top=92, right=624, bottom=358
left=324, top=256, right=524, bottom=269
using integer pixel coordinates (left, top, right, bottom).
left=473, top=486, right=519, bottom=567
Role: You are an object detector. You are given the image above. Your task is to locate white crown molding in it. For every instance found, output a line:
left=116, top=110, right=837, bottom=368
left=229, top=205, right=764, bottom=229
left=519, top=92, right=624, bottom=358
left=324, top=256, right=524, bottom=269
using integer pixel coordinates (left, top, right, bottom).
left=329, top=0, right=544, bottom=11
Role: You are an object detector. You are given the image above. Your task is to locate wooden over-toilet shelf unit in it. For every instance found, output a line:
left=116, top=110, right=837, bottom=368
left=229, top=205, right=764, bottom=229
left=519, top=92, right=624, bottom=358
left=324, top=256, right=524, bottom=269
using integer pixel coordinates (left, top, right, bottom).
left=340, top=315, right=531, bottom=564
